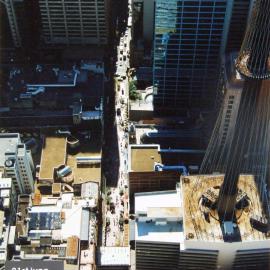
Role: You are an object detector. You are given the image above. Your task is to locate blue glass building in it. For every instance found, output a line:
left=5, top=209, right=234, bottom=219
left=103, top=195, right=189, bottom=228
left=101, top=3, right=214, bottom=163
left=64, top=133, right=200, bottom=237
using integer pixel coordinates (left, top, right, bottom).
left=153, top=0, right=252, bottom=115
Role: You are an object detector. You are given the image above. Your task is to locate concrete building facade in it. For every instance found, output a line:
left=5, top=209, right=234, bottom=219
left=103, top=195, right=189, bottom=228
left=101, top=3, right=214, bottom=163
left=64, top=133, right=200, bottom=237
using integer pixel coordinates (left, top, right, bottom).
left=38, top=0, right=109, bottom=45
left=0, top=172, right=16, bottom=265
left=217, top=53, right=244, bottom=149
left=0, top=133, right=34, bottom=194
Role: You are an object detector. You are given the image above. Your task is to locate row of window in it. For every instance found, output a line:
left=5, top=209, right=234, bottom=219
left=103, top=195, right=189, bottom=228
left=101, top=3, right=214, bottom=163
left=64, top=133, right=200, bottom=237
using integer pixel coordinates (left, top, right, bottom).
left=42, top=23, right=106, bottom=28
left=157, top=1, right=226, bottom=7
left=44, top=32, right=107, bottom=37
left=221, top=95, right=235, bottom=139
left=43, top=27, right=107, bottom=32
left=42, top=17, right=106, bottom=21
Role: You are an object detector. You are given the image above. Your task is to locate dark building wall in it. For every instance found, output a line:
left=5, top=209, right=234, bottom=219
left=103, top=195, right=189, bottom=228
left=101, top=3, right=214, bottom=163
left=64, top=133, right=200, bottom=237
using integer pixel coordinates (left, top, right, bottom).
left=179, top=249, right=218, bottom=270
left=232, top=249, right=270, bottom=269
left=136, top=242, right=219, bottom=270
left=129, top=109, right=153, bottom=122
left=17, top=0, right=41, bottom=49
left=0, top=2, right=14, bottom=48
left=226, top=0, right=252, bottom=53
left=136, top=241, right=180, bottom=270
left=0, top=0, right=40, bottom=49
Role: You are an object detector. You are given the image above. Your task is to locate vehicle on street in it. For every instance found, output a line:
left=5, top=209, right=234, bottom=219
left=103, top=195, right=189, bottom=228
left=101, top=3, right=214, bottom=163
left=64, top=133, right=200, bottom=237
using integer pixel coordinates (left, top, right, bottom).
left=117, top=108, right=121, bottom=116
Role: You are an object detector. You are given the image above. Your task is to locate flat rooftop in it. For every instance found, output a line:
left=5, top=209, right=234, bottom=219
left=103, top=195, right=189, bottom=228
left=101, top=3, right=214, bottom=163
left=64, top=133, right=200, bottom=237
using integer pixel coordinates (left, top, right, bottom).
left=3, top=63, right=104, bottom=113
left=182, top=174, right=270, bottom=243
left=28, top=197, right=87, bottom=241
left=39, top=137, right=67, bottom=182
left=129, top=145, right=161, bottom=172
left=97, top=247, right=130, bottom=266
left=67, top=134, right=102, bottom=184
left=135, top=189, right=184, bottom=243
left=0, top=133, right=20, bottom=166
left=135, top=190, right=182, bottom=213
left=39, top=134, right=101, bottom=185
left=135, top=127, right=157, bottom=145
left=135, top=221, right=183, bottom=243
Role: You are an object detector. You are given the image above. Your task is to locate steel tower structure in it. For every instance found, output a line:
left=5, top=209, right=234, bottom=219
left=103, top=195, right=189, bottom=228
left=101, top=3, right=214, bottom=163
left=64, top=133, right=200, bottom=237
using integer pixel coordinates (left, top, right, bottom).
left=217, top=0, right=270, bottom=221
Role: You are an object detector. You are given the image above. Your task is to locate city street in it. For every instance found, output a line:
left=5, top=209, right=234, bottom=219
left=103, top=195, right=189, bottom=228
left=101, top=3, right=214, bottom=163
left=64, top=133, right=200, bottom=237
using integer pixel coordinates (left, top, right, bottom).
left=102, top=0, right=132, bottom=247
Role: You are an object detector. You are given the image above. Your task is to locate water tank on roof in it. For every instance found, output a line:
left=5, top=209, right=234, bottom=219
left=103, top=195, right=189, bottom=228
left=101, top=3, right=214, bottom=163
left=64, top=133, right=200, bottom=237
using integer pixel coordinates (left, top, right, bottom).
left=5, top=159, right=15, bottom=167
left=57, top=166, right=72, bottom=178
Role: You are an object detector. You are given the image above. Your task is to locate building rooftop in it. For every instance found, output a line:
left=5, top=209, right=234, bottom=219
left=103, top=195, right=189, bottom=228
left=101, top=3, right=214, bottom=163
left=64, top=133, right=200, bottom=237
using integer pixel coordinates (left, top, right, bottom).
left=129, top=145, right=161, bottom=172
left=16, top=195, right=32, bottom=238
left=134, top=126, right=158, bottom=145
left=0, top=173, right=12, bottom=210
left=15, top=193, right=98, bottom=269
left=130, top=89, right=154, bottom=112
left=1, top=62, right=104, bottom=122
left=0, top=133, right=20, bottom=167
left=27, top=196, right=87, bottom=241
left=133, top=126, right=205, bottom=163
left=135, top=221, right=183, bottom=243
left=39, top=133, right=102, bottom=185
left=66, top=236, right=79, bottom=259
left=135, top=189, right=184, bottom=243
left=97, top=247, right=130, bottom=266
left=81, top=182, right=99, bottom=199
left=0, top=173, right=13, bottom=265
left=135, top=190, right=182, bottom=214
left=80, top=246, right=95, bottom=265
left=181, top=174, right=270, bottom=244
left=39, top=137, right=67, bottom=183
left=67, top=135, right=101, bottom=185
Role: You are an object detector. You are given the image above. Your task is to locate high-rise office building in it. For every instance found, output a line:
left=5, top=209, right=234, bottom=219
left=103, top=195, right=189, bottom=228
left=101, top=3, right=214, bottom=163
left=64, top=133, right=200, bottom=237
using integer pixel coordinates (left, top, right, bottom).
left=0, top=133, right=34, bottom=194
left=152, top=0, right=253, bottom=115
left=38, top=0, right=110, bottom=45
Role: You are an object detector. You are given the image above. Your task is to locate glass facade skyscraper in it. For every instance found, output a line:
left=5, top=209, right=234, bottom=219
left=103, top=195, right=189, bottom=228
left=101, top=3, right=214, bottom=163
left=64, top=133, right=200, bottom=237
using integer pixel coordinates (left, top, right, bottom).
left=153, top=0, right=233, bottom=115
